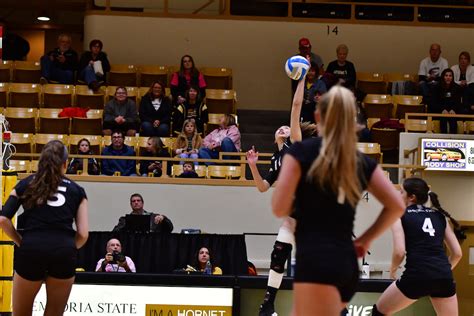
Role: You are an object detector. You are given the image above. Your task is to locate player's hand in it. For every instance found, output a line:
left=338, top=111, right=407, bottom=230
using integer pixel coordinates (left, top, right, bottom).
left=105, top=253, right=113, bottom=262
left=246, top=146, right=259, bottom=165
left=154, top=215, right=165, bottom=224
left=353, top=239, right=370, bottom=258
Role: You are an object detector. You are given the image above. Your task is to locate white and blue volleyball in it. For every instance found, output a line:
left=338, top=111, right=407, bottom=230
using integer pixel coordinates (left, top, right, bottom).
left=285, top=55, right=310, bottom=80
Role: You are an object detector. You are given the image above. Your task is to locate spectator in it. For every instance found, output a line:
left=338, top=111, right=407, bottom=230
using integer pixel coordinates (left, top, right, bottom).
left=325, top=44, right=357, bottom=90
left=450, top=51, right=474, bottom=87
left=113, top=193, right=173, bottom=233
left=292, top=37, right=325, bottom=95
left=178, top=162, right=199, bottom=178
left=187, top=247, right=222, bottom=275
left=174, top=119, right=202, bottom=165
left=40, top=34, right=78, bottom=84
left=301, top=62, right=326, bottom=123
left=95, top=238, right=136, bottom=273
left=198, top=114, right=240, bottom=162
left=103, top=86, right=139, bottom=136
left=101, top=130, right=137, bottom=176
left=173, top=86, right=208, bottom=133
left=78, top=39, right=111, bottom=91
left=418, top=43, right=449, bottom=99
left=139, top=81, right=171, bottom=137
left=170, top=55, right=206, bottom=104
left=66, top=138, right=100, bottom=175
left=430, top=69, right=464, bottom=134
left=139, top=136, right=170, bottom=177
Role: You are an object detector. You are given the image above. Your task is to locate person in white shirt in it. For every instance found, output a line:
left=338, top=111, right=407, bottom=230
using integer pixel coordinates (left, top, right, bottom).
left=418, top=44, right=449, bottom=98
left=95, top=238, right=136, bottom=273
left=450, top=51, right=474, bottom=87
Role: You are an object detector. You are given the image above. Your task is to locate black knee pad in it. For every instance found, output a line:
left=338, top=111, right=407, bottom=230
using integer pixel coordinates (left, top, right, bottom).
left=270, top=241, right=292, bottom=273
left=371, top=304, right=385, bottom=316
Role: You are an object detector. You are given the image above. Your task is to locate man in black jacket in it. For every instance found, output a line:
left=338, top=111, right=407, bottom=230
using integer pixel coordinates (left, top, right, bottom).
left=40, top=34, right=78, bottom=84
left=113, top=193, right=173, bottom=233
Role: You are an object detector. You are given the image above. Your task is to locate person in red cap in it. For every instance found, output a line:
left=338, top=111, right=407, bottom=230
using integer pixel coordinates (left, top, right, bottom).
left=298, top=37, right=323, bottom=71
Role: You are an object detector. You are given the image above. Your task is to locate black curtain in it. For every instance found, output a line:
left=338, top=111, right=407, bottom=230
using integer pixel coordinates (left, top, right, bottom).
left=77, top=232, right=248, bottom=275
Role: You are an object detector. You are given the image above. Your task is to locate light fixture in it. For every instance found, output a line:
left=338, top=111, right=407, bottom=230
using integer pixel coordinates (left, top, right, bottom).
left=37, top=11, right=50, bottom=22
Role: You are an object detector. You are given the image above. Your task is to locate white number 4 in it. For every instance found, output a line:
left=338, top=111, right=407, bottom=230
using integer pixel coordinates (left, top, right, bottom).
left=422, top=218, right=436, bottom=236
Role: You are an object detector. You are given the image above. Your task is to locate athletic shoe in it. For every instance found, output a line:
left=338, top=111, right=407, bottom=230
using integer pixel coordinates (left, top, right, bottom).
left=259, top=302, right=277, bottom=316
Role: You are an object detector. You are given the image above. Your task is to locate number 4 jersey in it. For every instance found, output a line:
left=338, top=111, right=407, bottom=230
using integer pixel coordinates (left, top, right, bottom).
left=401, top=204, right=453, bottom=280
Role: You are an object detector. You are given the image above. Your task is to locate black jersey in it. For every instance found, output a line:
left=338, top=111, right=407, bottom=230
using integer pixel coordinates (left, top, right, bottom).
left=288, top=138, right=377, bottom=241
left=4, top=175, right=87, bottom=237
left=401, top=204, right=452, bottom=280
left=264, top=138, right=292, bottom=186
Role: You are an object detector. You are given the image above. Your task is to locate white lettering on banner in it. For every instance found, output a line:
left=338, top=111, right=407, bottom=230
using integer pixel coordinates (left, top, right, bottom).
left=348, top=305, right=373, bottom=316
left=177, top=311, right=226, bottom=316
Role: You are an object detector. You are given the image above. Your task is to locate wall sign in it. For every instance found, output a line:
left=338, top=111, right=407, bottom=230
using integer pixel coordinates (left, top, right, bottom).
left=421, top=138, right=473, bottom=171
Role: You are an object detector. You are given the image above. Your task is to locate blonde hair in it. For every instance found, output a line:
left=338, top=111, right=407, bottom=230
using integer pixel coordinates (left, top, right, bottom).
left=336, top=44, right=348, bottom=54
left=308, top=86, right=361, bottom=207
left=175, top=119, right=202, bottom=151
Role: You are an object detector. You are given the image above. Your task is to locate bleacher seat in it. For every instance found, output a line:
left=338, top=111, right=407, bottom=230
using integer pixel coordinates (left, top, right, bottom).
left=30, top=160, right=39, bottom=172
left=4, top=107, right=37, bottom=133
left=161, top=137, right=176, bottom=154
left=357, top=142, right=383, bottom=163
left=106, top=86, right=138, bottom=103
left=71, top=109, right=103, bottom=135
left=13, top=61, right=41, bottom=83
left=393, top=95, right=425, bottom=119
left=357, top=72, right=386, bottom=94
left=34, top=134, right=68, bottom=153
left=42, top=84, right=74, bottom=108
left=6, top=160, right=30, bottom=173
left=10, top=133, right=33, bottom=154
left=205, top=113, right=239, bottom=134
left=370, top=128, right=399, bottom=151
left=208, top=165, right=242, bottom=179
left=0, top=61, right=12, bottom=82
left=172, top=164, right=207, bottom=178
left=108, top=64, right=137, bottom=86
left=69, top=135, right=102, bottom=154
left=75, top=85, right=106, bottom=109
left=404, top=119, right=429, bottom=133
left=465, top=121, right=474, bottom=134
left=38, top=108, right=70, bottom=134
left=0, top=83, right=8, bottom=107
left=363, top=94, right=393, bottom=119
left=138, top=65, right=169, bottom=87
left=205, top=89, right=236, bottom=114
left=201, top=67, right=233, bottom=89
left=9, top=83, right=41, bottom=108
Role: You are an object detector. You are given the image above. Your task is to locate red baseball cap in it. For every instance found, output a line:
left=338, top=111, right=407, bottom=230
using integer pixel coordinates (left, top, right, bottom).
left=299, top=37, right=311, bottom=48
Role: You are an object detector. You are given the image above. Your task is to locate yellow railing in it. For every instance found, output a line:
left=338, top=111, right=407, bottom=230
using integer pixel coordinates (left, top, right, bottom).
left=404, top=113, right=474, bottom=133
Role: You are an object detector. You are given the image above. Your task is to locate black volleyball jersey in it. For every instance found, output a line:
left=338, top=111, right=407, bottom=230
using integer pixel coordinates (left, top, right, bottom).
left=401, top=204, right=452, bottom=279
left=288, top=138, right=377, bottom=241
left=4, top=175, right=87, bottom=235
left=264, top=138, right=292, bottom=186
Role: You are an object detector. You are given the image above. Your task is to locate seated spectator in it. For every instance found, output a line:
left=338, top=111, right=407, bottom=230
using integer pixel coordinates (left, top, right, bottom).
left=113, top=193, right=173, bottom=233
left=418, top=43, right=449, bottom=100
left=103, top=86, right=139, bottom=136
left=170, top=55, right=206, bottom=104
left=292, top=37, right=324, bottom=95
left=430, top=69, right=465, bottom=134
left=174, top=119, right=202, bottom=165
left=139, top=81, right=171, bottom=137
left=40, top=34, right=78, bottom=84
left=301, top=62, right=326, bottom=123
left=66, top=138, right=100, bottom=175
left=186, top=247, right=222, bottom=275
left=79, top=39, right=111, bottom=91
left=325, top=44, right=356, bottom=90
left=451, top=51, right=474, bottom=88
left=173, top=86, right=208, bottom=133
left=139, top=136, right=170, bottom=177
left=198, top=114, right=241, bottom=162
left=95, top=238, right=136, bottom=273
left=178, top=162, right=199, bottom=178
left=101, top=130, right=137, bottom=176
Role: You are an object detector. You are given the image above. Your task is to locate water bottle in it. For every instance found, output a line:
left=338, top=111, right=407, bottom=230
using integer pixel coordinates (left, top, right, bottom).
left=204, top=261, right=212, bottom=275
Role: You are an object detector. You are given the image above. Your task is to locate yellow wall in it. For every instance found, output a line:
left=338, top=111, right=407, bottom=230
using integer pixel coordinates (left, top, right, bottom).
left=15, top=30, right=45, bottom=62
left=84, top=14, right=474, bottom=110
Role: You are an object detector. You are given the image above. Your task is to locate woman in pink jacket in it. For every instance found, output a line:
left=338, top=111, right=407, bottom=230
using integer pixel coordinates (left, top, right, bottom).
left=198, top=114, right=240, bottom=163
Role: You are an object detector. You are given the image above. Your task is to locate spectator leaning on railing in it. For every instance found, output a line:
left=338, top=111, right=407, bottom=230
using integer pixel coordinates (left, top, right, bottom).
left=101, top=130, right=137, bottom=176
left=66, top=138, right=100, bottom=175
left=139, top=137, right=170, bottom=177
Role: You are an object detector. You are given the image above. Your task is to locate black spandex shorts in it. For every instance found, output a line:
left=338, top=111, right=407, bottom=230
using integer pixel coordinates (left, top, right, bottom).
left=294, top=242, right=359, bottom=302
left=396, top=278, right=456, bottom=300
left=15, top=244, right=78, bottom=281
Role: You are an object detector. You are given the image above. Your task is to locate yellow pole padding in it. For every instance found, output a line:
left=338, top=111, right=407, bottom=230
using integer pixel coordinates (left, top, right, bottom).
left=0, top=172, right=18, bottom=313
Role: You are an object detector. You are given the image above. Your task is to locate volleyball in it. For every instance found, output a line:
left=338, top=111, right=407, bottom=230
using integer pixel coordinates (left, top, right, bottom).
left=285, top=55, right=310, bottom=80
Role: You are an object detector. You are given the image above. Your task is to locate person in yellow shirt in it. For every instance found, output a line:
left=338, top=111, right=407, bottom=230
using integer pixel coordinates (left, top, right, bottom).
left=187, top=247, right=222, bottom=275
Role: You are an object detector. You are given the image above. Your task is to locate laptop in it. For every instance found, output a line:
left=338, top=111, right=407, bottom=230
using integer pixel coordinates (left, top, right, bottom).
left=125, top=214, right=151, bottom=232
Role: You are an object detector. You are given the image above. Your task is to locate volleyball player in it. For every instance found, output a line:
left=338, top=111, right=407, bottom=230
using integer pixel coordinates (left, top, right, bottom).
left=0, top=140, right=89, bottom=316
left=272, top=86, right=405, bottom=315
left=372, top=178, right=462, bottom=316
left=247, top=77, right=317, bottom=316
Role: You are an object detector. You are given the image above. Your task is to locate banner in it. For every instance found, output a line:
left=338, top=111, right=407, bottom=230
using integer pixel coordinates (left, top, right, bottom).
left=421, top=138, right=473, bottom=171
left=33, top=284, right=233, bottom=316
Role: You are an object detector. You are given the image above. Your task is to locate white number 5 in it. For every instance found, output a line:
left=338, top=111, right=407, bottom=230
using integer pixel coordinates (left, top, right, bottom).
left=47, top=186, right=67, bottom=207
left=422, top=218, right=436, bottom=236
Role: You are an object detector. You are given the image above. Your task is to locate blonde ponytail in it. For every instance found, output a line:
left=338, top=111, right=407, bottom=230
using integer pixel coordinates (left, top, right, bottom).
left=307, top=86, right=361, bottom=207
